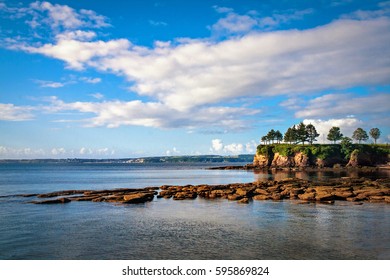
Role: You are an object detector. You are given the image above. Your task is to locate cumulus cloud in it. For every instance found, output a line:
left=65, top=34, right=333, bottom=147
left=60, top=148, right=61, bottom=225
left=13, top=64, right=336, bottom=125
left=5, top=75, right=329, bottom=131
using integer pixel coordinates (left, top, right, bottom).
left=210, top=139, right=258, bottom=154
left=211, top=139, right=224, bottom=152
left=303, top=118, right=363, bottom=143
left=2, top=2, right=389, bottom=133
left=2, top=1, right=110, bottom=32
left=0, top=146, right=45, bottom=158
left=13, top=16, right=389, bottom=111
left=0, top=103, right=35, bottom=121
left=51, top=147, right=66, bottom=155
left=295, top=93, right=390, bottom=119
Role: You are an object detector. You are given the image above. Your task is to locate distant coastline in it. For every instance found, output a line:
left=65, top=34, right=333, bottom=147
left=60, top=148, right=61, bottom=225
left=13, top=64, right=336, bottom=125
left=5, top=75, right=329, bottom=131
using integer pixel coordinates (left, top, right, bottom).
left=0, top=154, right=254, bottom=164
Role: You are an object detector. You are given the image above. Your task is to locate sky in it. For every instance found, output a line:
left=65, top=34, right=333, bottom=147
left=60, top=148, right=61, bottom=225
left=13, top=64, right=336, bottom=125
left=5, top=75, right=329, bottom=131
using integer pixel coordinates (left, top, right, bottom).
left=0, top=0, right=389, bottom=159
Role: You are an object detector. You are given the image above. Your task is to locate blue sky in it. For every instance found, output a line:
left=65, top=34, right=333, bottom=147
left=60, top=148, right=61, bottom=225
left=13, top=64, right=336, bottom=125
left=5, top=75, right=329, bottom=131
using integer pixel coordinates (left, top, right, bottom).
left=0, top=0, right=389, bottom=159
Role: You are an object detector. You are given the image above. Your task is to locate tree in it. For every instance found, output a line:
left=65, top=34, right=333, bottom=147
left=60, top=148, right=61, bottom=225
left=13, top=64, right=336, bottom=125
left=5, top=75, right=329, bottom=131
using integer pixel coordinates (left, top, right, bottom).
left=369, top=128, right=381, bottom=144
left=340, top=137, right=353, bottom=159
left=327, top=126, right=343, bottom=144
left=275, top=130, right=283, bottom=144
left=296, top=122, right=309, bottom=145
left=284, top=126, right=297, bottom=144
left=352, top=128, right=369, bottom=143
left=306, top=124, right=319, bottom=144
left=267, top=129, right=276, bottom=144
left=261, top=135, right=268, bottom=145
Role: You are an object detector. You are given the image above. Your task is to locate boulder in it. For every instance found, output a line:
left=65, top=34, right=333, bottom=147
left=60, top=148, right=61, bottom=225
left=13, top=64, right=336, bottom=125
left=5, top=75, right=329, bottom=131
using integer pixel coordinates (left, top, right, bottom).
left=253, top=195, right=270, bottom=200
left=173, top=192, right=197, bottom=200
left=298, top=192, right=316, bottom=201
left=123, top=192, right=154, bottom=203
left=228, top=194, right=243, bottom=201
left=238, top=198, right=250, bottom=204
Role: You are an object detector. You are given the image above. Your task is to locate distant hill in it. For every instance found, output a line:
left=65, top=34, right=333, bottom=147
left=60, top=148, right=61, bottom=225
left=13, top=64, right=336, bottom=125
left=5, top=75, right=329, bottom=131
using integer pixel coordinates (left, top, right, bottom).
left=0, top=154, right=254, bottom=164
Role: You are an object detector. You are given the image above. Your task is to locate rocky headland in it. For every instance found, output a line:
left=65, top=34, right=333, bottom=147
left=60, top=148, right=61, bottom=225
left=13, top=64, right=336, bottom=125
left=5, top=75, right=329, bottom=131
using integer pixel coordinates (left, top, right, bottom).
left=3, top=177, right=387, bottom=205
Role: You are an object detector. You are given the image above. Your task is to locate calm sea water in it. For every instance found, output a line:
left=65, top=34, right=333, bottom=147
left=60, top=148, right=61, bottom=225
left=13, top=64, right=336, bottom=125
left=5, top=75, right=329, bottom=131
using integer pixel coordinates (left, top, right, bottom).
left=0, top=163, right=389, bottom=260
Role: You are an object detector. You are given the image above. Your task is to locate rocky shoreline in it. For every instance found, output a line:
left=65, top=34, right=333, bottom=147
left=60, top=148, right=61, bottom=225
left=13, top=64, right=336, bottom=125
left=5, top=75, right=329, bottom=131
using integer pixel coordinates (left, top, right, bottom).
left=3, top=177, right=388, bottom=205
left=208, top=164, right=390, bottom=171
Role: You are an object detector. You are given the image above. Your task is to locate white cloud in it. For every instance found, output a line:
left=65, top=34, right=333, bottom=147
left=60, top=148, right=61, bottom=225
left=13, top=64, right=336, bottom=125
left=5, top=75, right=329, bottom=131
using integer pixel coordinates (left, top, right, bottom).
left=2, top=3, right=389, bottom=134
left=56, top=30, right=97, bottom=41
left=210, top=8, right=314, bottom=34
left=81, top=77, right=101, bottom=84
left=211, top=13, right=258, bottom=34
left=213, top=6, right=234, bottom=14
left=223, top=143, right=244, bottom=154
left=0, top=103, right=35, bottom=121
left=14, top=16, right=389, bottom=111
left=89, top=93, right=104, bottom=99
left=22, top=38, right=131, bottom=70
left=166, top=147, right=180, bottom=156
left=211, top=139, right=223, bottom=152
left=24, top=1, right=110, bottom=31
left=296, top=93, right=390, bottom=119
left=258, top=9, right=314, bottom=29
left=51, top=147, right=66, bottom=155
left=210, top=139, right=257, bottom=154
left=245, top=140, right=258, bottom=153
left=303, top=118, right=363, bottom=143
left=0, top=146, right=45, bottom=158
left=0, top=145, right=114, bottom=159
left=43, top=97, right=258, bottom=130
left=34, top=79, right=65, bottom=88
left=79, top=147, right=93, bottom=155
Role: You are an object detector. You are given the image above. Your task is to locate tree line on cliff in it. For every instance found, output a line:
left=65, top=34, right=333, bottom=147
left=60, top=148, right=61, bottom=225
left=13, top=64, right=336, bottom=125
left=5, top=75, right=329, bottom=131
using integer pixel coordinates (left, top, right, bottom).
left=256, top=123, right=388, bottom=167
left=261, top=122, right=382, bottom=145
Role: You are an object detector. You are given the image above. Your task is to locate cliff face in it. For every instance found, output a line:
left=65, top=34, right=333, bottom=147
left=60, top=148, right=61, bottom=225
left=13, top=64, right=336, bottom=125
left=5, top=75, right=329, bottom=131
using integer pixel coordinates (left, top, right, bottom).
left=253, top=144, right=389, bottom=168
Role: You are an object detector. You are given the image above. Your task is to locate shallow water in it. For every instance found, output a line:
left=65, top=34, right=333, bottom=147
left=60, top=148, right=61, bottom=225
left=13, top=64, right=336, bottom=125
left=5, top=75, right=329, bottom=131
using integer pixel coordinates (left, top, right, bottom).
left=0, top=163, right=389, bottom=259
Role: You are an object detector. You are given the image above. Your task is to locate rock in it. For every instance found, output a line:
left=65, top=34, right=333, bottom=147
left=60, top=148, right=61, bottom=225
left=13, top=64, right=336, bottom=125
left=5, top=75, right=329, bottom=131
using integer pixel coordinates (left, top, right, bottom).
left=236, top=188, right=251, bottom=197
left=253, top=154, right=271, bottom=168
left=123, top=192, right=155, bottom=203
left=271, top=194, right=282, bottom=200
left=294, top=152, right=310, bottom=167
left=253, top=195, right=270, bottom=200
left=254, top=188, right=270, bottom=195
left=315, top=193, right=336, bottom=201
left=333, top=191, right=354, bottom=199
left=238, top=198, right=250, bottom=204
left=173, top=192, right=197, bottom=200
left=37, top=190, right=87, bottom=198
left=271, top=153, right=293, bottom=167
left=31, top=197, right=71, bottom=204
left=298, top=192, right=316, bottom=201
left=228, top=194, right=243, bottom=201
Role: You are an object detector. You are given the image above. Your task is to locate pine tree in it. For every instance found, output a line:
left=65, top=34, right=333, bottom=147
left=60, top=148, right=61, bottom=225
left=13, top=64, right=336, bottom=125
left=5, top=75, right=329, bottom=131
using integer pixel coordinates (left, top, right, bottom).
left=327, top=127, right=343, bottom=144
left=296, top=122, right=309, bottom=145
left=352, top=128, right=369, bottom=144
left=306, top=124, right=319, bottom=144
left=369, top=128, right=381, bottom=144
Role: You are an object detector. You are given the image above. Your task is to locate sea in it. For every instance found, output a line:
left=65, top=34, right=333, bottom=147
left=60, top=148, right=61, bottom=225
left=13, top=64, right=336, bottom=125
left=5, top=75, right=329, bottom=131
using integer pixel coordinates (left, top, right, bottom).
left=0, top=162, right=389, bottom=260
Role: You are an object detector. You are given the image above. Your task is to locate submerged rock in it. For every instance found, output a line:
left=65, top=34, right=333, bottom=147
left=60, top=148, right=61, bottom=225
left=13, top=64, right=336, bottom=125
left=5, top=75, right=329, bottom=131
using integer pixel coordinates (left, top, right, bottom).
left=31, top=197, right=71, bottom=204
